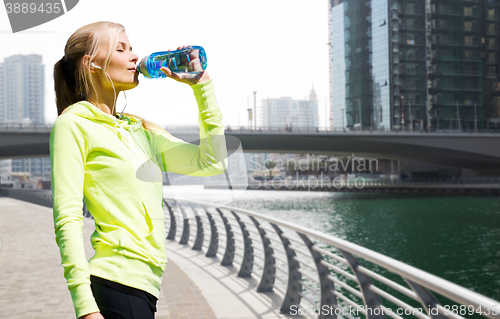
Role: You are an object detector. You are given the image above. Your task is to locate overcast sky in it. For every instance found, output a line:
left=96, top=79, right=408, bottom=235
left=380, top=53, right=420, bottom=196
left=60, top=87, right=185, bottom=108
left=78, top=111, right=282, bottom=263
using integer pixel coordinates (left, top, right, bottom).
left=0, top=0, right=330, bottom=128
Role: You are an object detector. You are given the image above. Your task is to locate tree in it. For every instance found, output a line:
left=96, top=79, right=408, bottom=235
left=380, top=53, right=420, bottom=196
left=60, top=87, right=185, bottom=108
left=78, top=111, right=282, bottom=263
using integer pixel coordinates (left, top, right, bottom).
left=264, top=160, right=277, bottom=179
left=338, top=156, right=351, bottom=178
left=285, top=160, right=296, bottom=178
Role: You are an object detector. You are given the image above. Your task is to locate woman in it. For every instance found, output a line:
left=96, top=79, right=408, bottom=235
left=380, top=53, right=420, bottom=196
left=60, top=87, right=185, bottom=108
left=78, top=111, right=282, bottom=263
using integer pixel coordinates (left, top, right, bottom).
left=50, top=21, right=227, bottom=319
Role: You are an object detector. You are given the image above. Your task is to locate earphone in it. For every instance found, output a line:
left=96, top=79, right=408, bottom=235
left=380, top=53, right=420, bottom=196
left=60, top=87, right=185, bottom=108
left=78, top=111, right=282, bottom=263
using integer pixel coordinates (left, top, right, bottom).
left=90, top=61, right=128, bottom=120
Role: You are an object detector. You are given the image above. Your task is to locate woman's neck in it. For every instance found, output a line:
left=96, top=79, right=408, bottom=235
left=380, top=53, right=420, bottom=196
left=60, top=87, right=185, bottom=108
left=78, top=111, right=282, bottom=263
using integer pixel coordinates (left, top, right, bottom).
left=86, top=87, right=120, bottom=116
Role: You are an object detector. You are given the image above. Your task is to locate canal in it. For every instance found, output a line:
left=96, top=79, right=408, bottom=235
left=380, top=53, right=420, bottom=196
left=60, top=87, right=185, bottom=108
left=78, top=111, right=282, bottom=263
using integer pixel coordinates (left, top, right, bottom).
left=163, top=185, right=500, bottom=303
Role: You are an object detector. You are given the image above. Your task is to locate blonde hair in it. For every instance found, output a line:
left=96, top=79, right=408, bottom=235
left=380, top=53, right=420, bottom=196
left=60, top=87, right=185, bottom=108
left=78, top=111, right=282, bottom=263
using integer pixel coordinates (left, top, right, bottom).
left=54, top=21, right=160, bottom=133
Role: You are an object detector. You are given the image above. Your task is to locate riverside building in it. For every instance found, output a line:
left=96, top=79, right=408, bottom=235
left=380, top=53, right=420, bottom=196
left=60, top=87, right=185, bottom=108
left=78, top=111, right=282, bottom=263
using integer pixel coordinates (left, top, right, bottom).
left=329, top=0, right=500, bottom=131
left=259, top=87, right=319, bottom=130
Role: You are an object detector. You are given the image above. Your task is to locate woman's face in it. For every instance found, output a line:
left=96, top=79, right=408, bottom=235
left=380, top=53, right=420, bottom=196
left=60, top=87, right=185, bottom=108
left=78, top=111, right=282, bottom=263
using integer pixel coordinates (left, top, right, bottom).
left=94, top=31, right=139, bottom=91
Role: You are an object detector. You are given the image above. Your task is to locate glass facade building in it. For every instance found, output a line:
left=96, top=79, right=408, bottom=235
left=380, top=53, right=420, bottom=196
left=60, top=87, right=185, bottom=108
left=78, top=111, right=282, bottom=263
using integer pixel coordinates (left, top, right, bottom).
left=330, top=0, right=500, bottom=131
left=331, top=2, right=346, bottom=129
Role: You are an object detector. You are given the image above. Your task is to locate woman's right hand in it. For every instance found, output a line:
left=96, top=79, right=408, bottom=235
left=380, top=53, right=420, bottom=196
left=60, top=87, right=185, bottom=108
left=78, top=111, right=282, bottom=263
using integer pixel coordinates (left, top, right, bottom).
left=79, top=312, right=104, bottom=319
left=160, top=45, right=210, bottom=85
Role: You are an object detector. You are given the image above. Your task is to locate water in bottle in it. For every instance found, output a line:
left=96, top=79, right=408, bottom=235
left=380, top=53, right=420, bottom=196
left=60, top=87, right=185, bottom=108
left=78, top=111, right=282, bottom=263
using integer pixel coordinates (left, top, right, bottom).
left=136, top=45, right=207, bottom=79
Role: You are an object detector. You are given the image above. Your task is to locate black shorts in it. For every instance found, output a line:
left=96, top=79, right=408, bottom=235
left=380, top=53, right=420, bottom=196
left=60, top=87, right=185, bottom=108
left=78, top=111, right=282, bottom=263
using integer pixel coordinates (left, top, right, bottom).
left=90, top=275, right=157, bottom=319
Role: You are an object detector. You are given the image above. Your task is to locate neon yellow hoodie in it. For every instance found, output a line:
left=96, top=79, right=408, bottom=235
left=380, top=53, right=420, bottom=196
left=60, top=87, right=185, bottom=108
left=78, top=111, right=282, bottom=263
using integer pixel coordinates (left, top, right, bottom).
left=50, top=79, right=226, bottom=318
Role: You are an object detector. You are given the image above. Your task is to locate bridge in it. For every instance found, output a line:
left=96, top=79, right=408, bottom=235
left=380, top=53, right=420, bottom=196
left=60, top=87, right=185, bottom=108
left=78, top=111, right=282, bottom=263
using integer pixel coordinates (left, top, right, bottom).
left=1, top=124, right=500, bottom=173
left=1, top=189, right=499, bottom=319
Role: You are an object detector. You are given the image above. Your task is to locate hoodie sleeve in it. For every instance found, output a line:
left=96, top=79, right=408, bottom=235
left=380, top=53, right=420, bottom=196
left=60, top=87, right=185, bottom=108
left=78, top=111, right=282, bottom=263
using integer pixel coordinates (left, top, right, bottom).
left=50, top=114, right=100, bottom=318
left=149, top=79, right=228, bottom=177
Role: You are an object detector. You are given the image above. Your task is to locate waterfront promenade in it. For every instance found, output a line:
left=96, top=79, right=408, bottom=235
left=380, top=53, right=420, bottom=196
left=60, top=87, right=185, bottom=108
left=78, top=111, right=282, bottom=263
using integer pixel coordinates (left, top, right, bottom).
left=0, top=196, right=294, bottom=319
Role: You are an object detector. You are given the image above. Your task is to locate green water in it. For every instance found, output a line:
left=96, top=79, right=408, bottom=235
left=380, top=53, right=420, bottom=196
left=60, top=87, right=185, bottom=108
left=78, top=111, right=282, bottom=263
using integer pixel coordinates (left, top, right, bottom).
left=231, top=192, right=500, bottom=302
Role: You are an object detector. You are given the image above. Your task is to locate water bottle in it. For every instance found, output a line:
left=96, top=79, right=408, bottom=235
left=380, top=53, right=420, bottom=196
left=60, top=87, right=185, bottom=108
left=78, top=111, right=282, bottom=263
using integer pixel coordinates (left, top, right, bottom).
left=136, top=45, right=207, bottom=79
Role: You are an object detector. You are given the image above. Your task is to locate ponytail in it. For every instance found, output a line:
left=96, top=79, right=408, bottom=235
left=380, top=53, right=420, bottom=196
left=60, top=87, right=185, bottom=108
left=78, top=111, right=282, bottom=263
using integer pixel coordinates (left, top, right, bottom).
left=54, top=56, right=84, bottom=116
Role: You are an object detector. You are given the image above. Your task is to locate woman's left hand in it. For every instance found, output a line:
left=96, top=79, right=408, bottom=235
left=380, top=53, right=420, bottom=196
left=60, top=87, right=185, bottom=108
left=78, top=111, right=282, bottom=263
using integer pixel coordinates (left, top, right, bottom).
left=160, top=45, right=210, bottom=85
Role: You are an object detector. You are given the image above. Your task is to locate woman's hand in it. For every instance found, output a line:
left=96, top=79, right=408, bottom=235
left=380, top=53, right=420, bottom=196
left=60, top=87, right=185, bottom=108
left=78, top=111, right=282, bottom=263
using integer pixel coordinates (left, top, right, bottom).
left=160, top=45, right=210, bottom=85
left=79, top=312, right=104, bottom=319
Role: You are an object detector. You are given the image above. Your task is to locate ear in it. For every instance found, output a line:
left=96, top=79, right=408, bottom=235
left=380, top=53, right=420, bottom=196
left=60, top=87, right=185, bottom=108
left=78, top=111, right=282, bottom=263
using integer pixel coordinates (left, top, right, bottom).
left=82, top=55, right=98, bottom=73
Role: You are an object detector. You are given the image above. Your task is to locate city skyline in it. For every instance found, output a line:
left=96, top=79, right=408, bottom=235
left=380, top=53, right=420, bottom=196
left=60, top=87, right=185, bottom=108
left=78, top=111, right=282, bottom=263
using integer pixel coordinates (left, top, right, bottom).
left=0, top=0, right=331, bottom=128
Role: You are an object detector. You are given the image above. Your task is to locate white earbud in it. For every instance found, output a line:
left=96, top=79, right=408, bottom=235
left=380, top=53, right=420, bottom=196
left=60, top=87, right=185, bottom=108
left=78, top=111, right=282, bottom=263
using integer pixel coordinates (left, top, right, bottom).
left=90, top=62, right=102, bottom=69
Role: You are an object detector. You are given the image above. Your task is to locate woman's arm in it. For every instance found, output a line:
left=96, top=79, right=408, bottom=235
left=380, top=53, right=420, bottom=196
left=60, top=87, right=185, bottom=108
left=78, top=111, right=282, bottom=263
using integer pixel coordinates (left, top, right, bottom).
left=50, top=115, right=100, bottom=318
left=148, top=78, right=228, bottom=176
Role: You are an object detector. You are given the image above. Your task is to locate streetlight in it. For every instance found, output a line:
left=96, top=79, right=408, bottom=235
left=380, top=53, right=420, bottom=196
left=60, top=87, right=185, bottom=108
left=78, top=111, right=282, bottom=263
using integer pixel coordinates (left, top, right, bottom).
left=247, top=108, right=252, bottom=128
left=253, top=91, right=257, bottom=130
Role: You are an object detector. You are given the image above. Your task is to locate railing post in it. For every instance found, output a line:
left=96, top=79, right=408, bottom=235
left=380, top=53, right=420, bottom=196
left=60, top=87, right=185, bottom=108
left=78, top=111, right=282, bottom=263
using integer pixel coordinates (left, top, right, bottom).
left=189, top=202, right=204, bottom=250
left=249, top=216, right=276, bottom=292
left=192, top=215, right=204, bottom=250
left=163, top=200, right=177, bottom=240
left=217, top=209, right=235, bottom=266
left=270, top=223, right=301, bottom=314
left=405, top=279, right=446, bottom=319
left=178, top=203, right=190, bottom=245
left=232, top=211, right=254, bottom=277
left=298, top=233, right=337, bottom=319
left=338, top=249, right=386, bottom=319
left=205, top=210, right=219, bottom=257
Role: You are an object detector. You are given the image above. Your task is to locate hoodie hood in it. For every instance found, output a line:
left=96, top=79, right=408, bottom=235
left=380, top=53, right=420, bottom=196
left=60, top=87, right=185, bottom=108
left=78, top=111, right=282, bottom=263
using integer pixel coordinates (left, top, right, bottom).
left=62, top=101, right=143, bottom=131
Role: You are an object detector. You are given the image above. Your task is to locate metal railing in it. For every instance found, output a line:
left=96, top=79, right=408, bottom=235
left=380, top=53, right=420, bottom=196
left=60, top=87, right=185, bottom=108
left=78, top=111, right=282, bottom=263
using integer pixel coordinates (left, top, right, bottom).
left=163, top=197, right=500, bottom=319
left=3, top=123, right=500, bottom=135
left=0, top=188, right=53, bottom=207
left=223, top=126, right=500, bottom=135
left=2, top=189, right=499, bottom=318
left=0, top=123, right=53, bottom=130
left=365, top=177, right=500, bottom=186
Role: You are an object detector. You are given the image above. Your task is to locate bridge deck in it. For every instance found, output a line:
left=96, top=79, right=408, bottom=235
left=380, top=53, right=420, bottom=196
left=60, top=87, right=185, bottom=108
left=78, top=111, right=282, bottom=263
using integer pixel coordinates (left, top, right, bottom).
left=0, top=197, right=294, bottom=318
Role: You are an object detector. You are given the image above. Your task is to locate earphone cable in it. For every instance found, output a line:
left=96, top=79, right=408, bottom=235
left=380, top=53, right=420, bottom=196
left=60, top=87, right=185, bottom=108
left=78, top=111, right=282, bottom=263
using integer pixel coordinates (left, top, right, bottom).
left=120, top=91, right=127, bottom=120
left=101, top=70, right=117, bottom=118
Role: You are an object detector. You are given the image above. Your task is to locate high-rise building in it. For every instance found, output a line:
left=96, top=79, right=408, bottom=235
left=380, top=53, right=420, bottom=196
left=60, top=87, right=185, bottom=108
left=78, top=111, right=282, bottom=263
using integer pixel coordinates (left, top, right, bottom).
left=330, top=0, right=500, bottom=131
left=0, top=54, right=45, bottom=124
left=0, top=54, right=50, bottom=179
left=259, top=87, right=319, bottom=129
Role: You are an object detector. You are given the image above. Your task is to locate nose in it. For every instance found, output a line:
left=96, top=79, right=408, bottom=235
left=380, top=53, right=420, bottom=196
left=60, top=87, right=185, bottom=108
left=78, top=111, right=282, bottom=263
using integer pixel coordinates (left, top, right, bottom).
left=131, top=53, right=139, bottom=64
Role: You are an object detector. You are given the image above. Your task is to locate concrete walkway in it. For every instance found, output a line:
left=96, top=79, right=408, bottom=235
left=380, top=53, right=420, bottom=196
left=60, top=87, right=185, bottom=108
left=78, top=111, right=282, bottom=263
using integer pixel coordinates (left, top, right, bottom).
left=0, top=197, right=296, bottom=319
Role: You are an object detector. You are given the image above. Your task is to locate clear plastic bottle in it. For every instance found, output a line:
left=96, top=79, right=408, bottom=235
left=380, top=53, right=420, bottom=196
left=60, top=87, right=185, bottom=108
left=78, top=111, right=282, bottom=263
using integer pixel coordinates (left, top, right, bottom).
left=136, top=45, right=207, bottom=79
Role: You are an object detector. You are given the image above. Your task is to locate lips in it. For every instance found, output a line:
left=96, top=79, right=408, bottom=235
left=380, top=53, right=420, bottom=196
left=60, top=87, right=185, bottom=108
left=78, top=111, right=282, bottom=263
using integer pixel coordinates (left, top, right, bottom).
left=129, top=67, right=136, bottom=72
